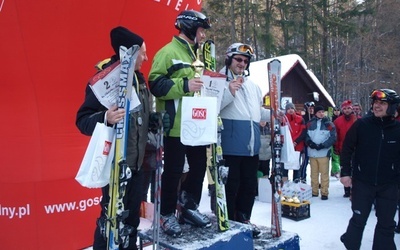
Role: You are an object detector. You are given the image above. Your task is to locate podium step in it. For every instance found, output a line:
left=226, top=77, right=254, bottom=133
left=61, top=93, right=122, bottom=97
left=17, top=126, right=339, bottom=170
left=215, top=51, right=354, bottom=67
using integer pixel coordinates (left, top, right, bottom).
left=253, top=225, right=300, bottom=250
left=138, top=214, right=300, bottom=250
left=138, top=215, right=253, bottom=250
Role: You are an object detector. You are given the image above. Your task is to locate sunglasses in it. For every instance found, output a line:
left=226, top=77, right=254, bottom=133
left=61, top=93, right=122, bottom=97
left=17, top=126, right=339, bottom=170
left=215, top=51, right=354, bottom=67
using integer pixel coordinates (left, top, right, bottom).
left=232, top=57, right=249, bottom=64
left=370, top=90, right=386, bottom=100
left=230, top=44, right=254, bottom=55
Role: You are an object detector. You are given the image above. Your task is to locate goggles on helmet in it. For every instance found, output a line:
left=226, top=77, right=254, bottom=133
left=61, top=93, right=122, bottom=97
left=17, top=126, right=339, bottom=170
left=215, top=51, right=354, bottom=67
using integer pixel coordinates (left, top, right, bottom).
left=305, top=101, right=315, bottom=107
left=202, top=17, right=211, bottom=28
left=229, top=44, right=254, bottom=56
left=370, top=89, right=387, bottom=101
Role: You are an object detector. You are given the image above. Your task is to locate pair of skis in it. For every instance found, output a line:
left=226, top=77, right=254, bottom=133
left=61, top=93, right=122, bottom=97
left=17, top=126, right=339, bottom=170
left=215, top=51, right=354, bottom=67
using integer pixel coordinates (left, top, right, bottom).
left=103, top=45, right=140, bottom=249
left=202, top=40, right=230, bottom=232
left=267, top=59, right=283, bottom=238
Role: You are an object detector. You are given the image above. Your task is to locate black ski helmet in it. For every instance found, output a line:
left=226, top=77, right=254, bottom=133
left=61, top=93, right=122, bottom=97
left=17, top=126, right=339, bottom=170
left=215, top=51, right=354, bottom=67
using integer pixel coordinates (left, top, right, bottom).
left=175, top=10, right=211, bottom=41
left=224, top=43, right=254, bottom=76
left=370, top=88, right=400, bottom=116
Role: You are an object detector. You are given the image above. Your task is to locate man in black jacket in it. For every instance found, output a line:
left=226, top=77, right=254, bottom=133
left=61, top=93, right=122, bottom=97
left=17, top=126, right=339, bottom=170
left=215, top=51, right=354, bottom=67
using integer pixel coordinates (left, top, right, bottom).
left=340, top=88, right=400, bottom=250
left=76, top=26, right=150, bottom=250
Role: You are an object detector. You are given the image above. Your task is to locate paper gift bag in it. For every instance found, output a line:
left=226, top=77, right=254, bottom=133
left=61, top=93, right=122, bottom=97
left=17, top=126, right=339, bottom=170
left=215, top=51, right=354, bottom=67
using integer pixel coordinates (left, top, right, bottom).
left=75, top=122, right=115, bottom=188
left=180, top=96, right=218, bottom=146
left=280, top=125, right=300, bottom=170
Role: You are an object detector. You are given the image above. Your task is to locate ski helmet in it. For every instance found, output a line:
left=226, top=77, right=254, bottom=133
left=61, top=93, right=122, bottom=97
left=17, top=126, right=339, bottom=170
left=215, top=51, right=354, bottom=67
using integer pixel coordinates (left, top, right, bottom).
left=370, top=88, right=400, bottom=116
left=175, top=10, right=211, bottom=41
left=225, top=43, right=254, bottom=74
left=304, top=102, right=315, bottom=108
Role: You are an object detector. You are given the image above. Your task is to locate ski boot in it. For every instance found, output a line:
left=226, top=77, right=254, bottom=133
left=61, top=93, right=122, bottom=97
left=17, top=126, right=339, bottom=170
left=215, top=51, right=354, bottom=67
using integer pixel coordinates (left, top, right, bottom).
left=160, top=213, right=182, bottom=237
left=178, top=191, right=211, bottom=228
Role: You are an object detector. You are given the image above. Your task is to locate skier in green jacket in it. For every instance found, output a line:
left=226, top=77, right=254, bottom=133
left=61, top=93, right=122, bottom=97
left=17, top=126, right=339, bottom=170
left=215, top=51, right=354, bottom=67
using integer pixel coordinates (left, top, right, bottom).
left=148, top=10, right=211, bottom=237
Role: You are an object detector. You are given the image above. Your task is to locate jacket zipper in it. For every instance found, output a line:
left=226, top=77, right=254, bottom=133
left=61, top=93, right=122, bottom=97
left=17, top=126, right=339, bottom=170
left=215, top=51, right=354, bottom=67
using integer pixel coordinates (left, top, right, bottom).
left=374, top=125, right=384, bottom=185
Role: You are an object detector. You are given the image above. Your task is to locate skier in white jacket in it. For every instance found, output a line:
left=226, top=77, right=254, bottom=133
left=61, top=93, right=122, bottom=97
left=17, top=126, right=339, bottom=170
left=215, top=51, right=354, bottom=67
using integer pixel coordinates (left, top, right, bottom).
left=219, top=43, right=269, bottom=238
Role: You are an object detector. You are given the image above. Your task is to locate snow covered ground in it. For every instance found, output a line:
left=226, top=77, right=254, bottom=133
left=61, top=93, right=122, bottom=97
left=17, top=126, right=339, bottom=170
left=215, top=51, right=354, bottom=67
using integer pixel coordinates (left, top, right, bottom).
left=248, top=176, right=398, bottom=249
left=197, top=172, right=400, bottom=249
left=85, top=169, right=400, bottom=249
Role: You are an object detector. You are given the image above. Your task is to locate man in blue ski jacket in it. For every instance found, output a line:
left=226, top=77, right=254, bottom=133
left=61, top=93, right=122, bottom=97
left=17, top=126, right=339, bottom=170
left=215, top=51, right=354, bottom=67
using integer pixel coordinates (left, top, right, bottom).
left=218, top=42, right=270, bottom=238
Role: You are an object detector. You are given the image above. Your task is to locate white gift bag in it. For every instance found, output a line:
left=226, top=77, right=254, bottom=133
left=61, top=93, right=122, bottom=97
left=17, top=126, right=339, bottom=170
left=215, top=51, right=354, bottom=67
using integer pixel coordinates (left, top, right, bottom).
left=180, top=96, right=218, bottom=146
left=280, top=125, right=300, bottom=170
left=75, top=122, right=115, bottom=188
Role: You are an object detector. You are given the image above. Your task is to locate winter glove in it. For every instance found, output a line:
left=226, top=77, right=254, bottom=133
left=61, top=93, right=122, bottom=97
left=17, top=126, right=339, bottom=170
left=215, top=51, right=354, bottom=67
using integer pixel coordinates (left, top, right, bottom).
left=149, top=112, right=162, bottom=133
left=308, top=141, right=317, bottom=149
left=162, top=112, right=171, bottom=136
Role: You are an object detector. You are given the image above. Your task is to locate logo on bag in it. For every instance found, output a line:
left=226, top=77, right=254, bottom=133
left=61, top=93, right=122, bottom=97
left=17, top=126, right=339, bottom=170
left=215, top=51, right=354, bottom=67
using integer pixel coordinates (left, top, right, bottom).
left=92, top=157, right=105, bottom=181
left=103, top=141, right=112, bottom=155
left=192, top=108, right=207, bottom=119
left=181, top=121, right=206, bottom=140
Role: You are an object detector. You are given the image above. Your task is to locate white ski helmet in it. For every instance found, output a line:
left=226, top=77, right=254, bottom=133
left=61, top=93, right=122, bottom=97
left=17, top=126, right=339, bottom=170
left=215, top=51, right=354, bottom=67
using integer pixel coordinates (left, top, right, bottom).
left=225, top=43, right=254, bottom=75
left=225, top=43, right=254, bottom=59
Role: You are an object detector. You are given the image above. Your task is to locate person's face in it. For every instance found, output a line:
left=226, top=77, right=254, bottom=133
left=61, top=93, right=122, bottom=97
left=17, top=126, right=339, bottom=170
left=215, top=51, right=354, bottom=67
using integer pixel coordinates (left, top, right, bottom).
left=229, top=54, right=249, bottom=75
left=315, top=110, right=325, bottom=118
left=286, top=107, right=295, bottom=115
left=342, top=106, right=353, bottom=116
left=308, top=106, right=314, bottom=114
left=372, top=100, right=389, bottom=118
left=333, top=110, right=341, bottom=115
left=195, top=27, right=206, bottom=44
left=135, top=42, right=148, bottom=71
left=353, top=105, right=361, bottom=114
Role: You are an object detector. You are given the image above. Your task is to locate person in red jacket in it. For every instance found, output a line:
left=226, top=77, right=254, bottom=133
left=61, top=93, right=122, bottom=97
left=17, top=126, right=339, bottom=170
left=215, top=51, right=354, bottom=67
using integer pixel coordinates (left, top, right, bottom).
left=282, top=103, right=307, bottom=182
left=333, top=100, right=357, bottom=198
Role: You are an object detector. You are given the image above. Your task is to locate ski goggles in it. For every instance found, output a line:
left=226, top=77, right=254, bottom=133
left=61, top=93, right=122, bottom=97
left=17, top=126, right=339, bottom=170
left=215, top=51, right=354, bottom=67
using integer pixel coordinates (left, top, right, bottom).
left=370, top=89, right=387, bottom=100
left=305, top=101, right=315, bottom=107
left=230, top=44, right=254, bottom=55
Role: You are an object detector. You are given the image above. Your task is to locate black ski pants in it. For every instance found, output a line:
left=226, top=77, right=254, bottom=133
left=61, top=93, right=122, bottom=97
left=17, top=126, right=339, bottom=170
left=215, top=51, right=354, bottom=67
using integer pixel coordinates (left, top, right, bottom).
left=341, top=179, right=397, bottom=250
left=93, top=170, right=143, bottom=250
left=160, top=136, right=207, bottom=215
left=299, top=148, right=308, bottom=181
left=224, top=154, right=259, bottom=221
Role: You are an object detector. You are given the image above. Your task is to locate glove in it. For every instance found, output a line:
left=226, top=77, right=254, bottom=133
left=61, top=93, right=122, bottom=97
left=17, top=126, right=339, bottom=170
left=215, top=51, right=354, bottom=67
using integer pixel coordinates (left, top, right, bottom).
left=308, top=142, right=317, bottom=149
left=162, top=112, right=171, bottom=136
left=148, top=112, right=162, bottom=133
left=315, top=144, right=324, bottom=150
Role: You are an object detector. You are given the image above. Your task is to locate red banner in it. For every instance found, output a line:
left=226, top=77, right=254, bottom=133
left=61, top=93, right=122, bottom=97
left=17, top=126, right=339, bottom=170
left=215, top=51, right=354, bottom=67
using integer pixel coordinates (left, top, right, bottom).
left=0, top=0, right=201, bottom=249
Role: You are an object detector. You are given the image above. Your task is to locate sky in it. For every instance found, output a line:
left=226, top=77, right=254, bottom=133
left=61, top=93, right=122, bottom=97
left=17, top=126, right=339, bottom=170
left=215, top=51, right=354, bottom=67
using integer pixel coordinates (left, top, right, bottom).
left=85, top=169, right=400, bottom=249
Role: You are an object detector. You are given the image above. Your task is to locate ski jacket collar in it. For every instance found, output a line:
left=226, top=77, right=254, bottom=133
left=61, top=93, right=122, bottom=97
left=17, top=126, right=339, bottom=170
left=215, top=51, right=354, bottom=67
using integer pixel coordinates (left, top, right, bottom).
left=173, top=35, right=197, bottom=61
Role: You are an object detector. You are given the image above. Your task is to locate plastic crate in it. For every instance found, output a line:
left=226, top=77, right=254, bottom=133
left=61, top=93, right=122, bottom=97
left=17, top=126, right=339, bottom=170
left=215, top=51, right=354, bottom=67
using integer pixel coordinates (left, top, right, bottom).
left=281, top=201, right=310, bottom=221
